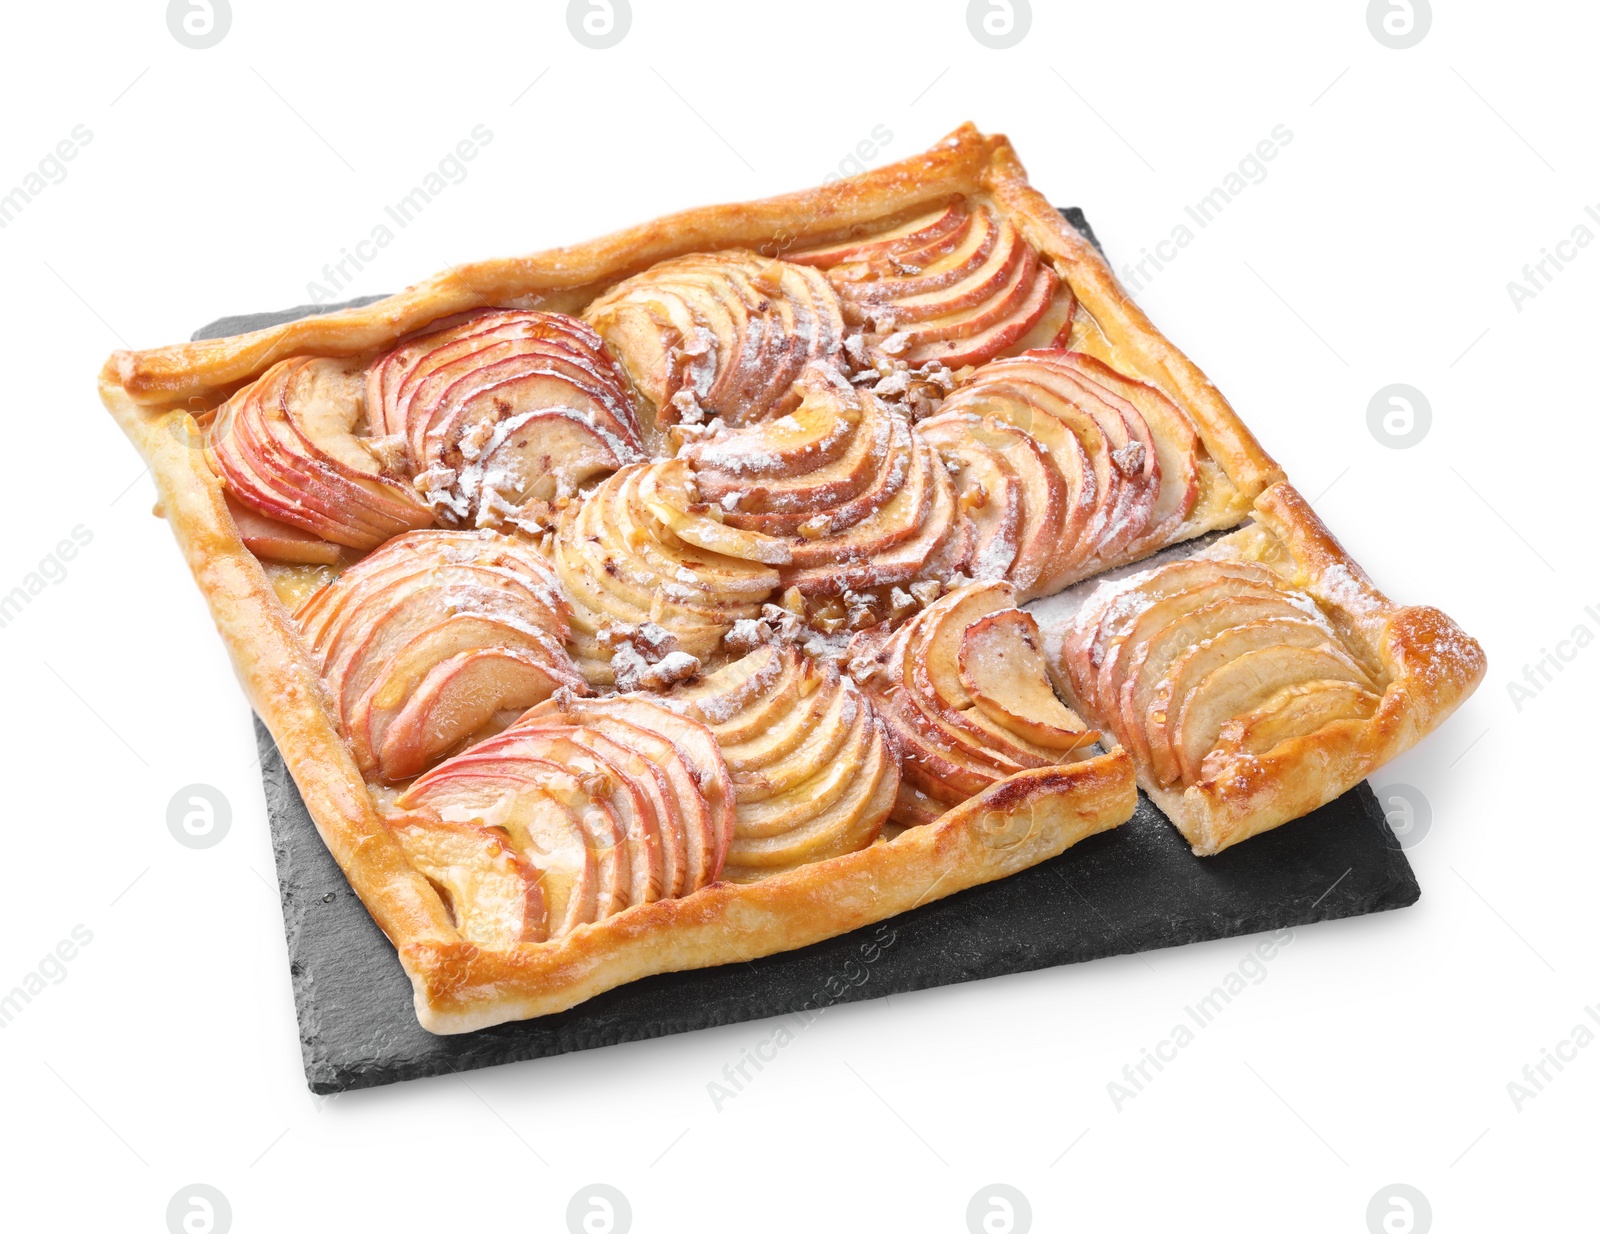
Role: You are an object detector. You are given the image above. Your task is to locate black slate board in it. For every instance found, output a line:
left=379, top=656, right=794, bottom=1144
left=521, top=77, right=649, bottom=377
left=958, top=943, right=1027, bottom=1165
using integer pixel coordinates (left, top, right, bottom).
left=203, top=209, right=1419, bottom=1093
left=256, top=719, right=1416, bottom=1093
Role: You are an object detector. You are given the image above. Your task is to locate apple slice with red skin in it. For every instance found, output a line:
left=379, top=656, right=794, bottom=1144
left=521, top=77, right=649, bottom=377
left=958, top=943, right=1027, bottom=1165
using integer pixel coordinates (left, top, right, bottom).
left=246, top=360, right=430, bottom=542
left=387, top=815, right=548, bottom=945
left=789, top=199, right=968, bottom=269
left=1009, top=284, right=1080, bottom=352
left=396, top=762, right=600, bottom=937
left=842, top=207, right=998, bottom=313
left=857, top=584, right=1094, bottom=809
left=856, top=622, right=998, bottom=803
left=223, top=493, right=342, bottom=564
left=1044, top=368, right=1159, bottom=569
left=207, top=357, right=432, bottom=550
left=301, top=547, right=567, bottom=670
left=344, top=609, right=582, bottom=754
left=295, top=529, right=564, bottom=651
left=640, top=459, right=793, bottom=566
left=689, top=390, right=886, bottom=527
left=515, top=700, right=699, bottom=899
left=687, top=366, right=894, bottom=539
left=951, top=370, right=1119, bottom=590
left=562, top=714, right=700, bottom=898
left=321, top=572, right=567, bottom=729
left=865, top=210, right=1015, bottom=319
left=419, top=352, right=639, bottom=465
left=372, top=646, right=585, bottom=783
left=909, top=583, right=1067, bottom=767
left=898, top=245, right=1047, bottom=349
left=1203, top=678, right=1382, bottom=778
left=1050, top=352, right=1199, bottom=554
left=370, top=311, right=616, bottom=434
left=499, top=719, right=668, bottom=908
left=1093, top=579, right=1303, bottom=717
left=1145, top=619, right=1367, bottom=785
left=519, top=695, right=733, bottom=890
left=777, top=431, right=962, bottom=596
left=918, top=415, right=1022, bottom=581
left=294, top=530, right=577, bottom=779
left=588, top=696, right=735, bottom=878
left=372, top=310, right=639, bottom=449
left=958, top=609, right=1100, bottom=752
left=1174, top=646, right=1377, bottom=785
left=920, top=410, right=1067, bottom=598
left=456, top=402, right=638, bottom=517
left=900, top=261, right=1059, bottom=368
left=441, top=733, right=632, bottom=918
left=367, top=309, right=643, bottom=526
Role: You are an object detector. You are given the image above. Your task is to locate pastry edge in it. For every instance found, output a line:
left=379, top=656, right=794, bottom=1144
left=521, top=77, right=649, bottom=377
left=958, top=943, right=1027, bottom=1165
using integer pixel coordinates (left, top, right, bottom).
left=1133, top=480, right=1485, bottom=856
left=401, top=754, right=1135, bottom=1034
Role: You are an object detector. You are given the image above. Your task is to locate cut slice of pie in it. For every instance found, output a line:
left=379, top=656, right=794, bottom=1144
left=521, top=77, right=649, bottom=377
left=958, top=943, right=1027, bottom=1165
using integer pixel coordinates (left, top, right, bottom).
left=1046, top=481, right=1483, bottom=854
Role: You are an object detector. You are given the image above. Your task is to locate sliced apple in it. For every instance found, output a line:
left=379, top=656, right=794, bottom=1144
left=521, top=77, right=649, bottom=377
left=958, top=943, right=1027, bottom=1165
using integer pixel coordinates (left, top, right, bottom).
left=789, top=199, right=968, bottom=268
left=639, top=459, right=793, bottom=565
left=722, top=712, right=896, bottom=878
left=292, top=530, right=581, bottom=780
left=223, top=493, right=342, bottom=565
left=663, top=649, right=896, bottom=881
left=387, top=815, right=548, bottom=945
left=206, top=356, right=432, bottom=551
left=373, top=646, right=582, bottom=782
left=1058, top=557, right=1288, bottom=709
left=1172, top=645, right=1376, bottom=785
left=585, top=250, right=846, bottom=431
left=958, top=610, right=1100, bottom=752
left=1145, top=619, right=1367, bottom=785
left=366, top=309, right=644, bottom=527
left=669, top=642, right=797, bottom=744
left=917, top=415, right=1022, bottom=581
left=396, top=763, right=599, bottom=937
left=1050, top=351, right=1199, bottom=553
left=443, top=733, right=631, bottom=918
left=1115, top=593, right=1318, bottom=765
left=856, top=582, right=1100, bottom=812
left=522, top=694, right=733, bottom=888
left=1204, top=678, right=1383, bottom=776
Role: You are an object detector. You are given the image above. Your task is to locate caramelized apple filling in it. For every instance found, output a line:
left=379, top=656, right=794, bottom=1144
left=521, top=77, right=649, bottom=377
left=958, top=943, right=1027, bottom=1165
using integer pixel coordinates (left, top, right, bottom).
left=210, top=192, right=1350, bottom=932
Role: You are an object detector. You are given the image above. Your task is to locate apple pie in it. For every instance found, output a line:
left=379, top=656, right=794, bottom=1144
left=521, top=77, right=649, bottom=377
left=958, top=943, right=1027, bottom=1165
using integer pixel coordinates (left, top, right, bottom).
left=99, top=124, right=1482, bottom=1032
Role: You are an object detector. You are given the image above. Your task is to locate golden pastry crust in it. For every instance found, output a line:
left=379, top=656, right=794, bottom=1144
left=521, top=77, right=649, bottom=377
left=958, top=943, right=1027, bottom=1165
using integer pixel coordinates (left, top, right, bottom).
left=96, top=123, right=1463, bottom=1034
left=400, top=757, right=1134, bottom=1032
left=1068, top=481, right=1486, bottom=856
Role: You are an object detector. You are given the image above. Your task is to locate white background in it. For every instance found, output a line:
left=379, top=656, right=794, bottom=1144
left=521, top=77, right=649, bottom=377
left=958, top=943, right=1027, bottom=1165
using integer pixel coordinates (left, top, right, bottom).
left=2, top=2, right=1594, bottom=1231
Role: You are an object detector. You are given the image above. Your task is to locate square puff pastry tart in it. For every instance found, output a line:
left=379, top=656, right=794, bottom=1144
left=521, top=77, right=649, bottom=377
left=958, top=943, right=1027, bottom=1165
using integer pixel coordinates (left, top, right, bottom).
left=98, top=124, right=1482, bottom=1033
